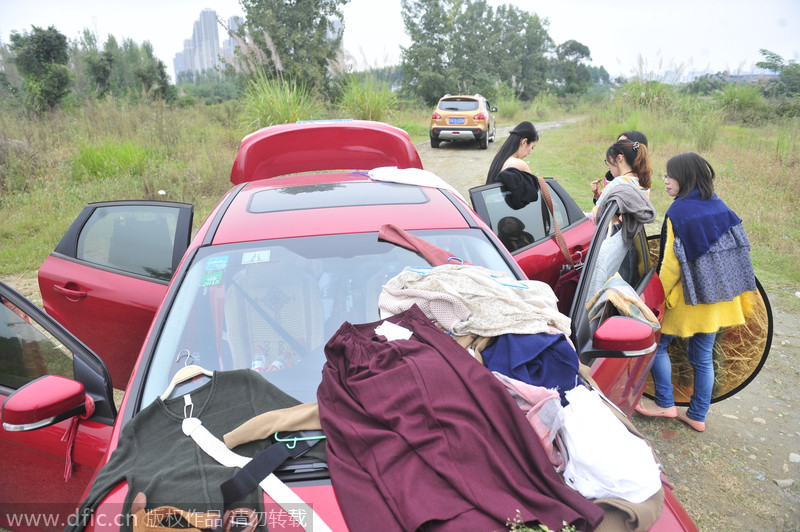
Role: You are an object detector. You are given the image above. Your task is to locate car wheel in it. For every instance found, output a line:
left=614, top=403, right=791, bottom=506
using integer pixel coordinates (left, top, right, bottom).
left=431, top=138, right=441, bottom=148
left=490, top=125, right=496, bottom=142
left=479, top=134, right=488, bottom=150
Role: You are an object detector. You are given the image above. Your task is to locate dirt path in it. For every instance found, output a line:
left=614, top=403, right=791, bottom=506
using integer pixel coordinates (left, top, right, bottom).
left=415, top=125, right=800, bottom=531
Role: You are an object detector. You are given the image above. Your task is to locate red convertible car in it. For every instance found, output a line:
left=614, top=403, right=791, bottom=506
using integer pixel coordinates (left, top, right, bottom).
left=1, top=121, right=697, bottom=531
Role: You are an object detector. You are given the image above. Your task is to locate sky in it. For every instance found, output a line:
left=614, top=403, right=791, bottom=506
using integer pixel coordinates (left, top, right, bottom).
left=2, top=0, right=799, bottom=82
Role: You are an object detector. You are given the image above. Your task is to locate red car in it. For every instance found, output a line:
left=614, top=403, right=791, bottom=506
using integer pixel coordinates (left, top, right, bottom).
left=1, top=121, right=697, bottom=531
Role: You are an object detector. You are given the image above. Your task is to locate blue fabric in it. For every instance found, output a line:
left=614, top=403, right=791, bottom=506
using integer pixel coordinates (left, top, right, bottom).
left=651, top=332, right=716, bottom=422
left=665, top=190, right=741, bottom=261
left=482, top=333, right=580, bottom=405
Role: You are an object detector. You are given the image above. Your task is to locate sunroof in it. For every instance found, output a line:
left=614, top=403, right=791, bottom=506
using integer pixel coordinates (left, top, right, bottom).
left=248, top=181, right=430, bottom=213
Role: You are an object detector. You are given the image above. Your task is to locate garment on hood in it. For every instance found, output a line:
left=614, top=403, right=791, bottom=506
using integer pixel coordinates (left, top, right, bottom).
left=317, top=305, right=604, bottom=532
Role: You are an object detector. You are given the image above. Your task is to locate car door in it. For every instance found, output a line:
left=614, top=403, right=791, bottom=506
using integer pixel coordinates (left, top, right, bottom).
left=469, top=178, right=595, bottom=287
left=38, top=201, right=193, bottom=390
left=0, top=281, right=116, bottom=532
left=568, top=204, right=665, bottom=416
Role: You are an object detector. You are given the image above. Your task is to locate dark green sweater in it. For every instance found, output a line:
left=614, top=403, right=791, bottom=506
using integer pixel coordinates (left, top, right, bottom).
left=65, top=370, right=303, bottom=532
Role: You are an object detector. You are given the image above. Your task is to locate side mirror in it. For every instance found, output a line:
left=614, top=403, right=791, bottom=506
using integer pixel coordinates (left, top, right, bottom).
left=592, top=316, right=656, bottom=357
left=2, top=375, right=91, bottom=431
left=491, top=107, right=498, bottom=113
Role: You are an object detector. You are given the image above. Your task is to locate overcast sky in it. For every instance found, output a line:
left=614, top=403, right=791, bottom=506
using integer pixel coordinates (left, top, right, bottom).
left=2, top=0, right=798, bottom=82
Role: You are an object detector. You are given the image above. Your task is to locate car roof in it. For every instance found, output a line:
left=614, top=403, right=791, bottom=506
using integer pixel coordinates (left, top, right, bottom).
left=210, top=173, right=473, bottom=245
left=438, top=94, right=484, bottom=101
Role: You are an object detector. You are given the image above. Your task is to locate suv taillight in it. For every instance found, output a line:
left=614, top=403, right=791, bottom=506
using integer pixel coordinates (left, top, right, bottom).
left=474, top=112, right=487, bottom=120
left=432, top=112, right=441, bottom=119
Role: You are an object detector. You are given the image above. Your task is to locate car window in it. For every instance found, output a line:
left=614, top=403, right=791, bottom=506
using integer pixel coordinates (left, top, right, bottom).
left=473, top=184, right=569, bottom=251
left=0, top=295, right=74, bottom=391
left=438, top=99, right=479, bottom=111
left=76, top=205, right=181, bottom=281
left=140, top=229, right=517, bottom=407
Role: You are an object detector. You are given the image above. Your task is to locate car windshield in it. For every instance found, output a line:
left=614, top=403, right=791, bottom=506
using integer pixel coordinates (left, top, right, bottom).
left=141, top=229, right=516, bottom=407
left=439, top=99, right=479, bottom=111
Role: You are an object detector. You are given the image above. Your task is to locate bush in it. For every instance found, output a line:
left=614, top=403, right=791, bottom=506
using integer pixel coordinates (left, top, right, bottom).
left=615, top=79, right=675, bottom=110
left=713, top=83, right=768, bottom=123
left=337, top=74, right=397, bottom=122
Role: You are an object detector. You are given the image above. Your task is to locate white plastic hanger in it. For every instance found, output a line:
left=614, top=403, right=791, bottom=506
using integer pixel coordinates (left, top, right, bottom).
left=160, top=364, right=213, bottom=400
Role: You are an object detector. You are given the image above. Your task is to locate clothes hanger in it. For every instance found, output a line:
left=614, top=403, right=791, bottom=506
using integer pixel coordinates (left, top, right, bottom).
left=274, top=430, right=327, bottom=450
left=160, top=364, right=214, bottom=401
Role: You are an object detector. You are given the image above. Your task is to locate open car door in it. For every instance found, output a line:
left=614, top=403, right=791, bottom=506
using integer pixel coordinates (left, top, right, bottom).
left=469, top=178, right=594, bottom=288
left=1, top=281, right=116, bottom=532
left=568, top=203, right=666, bottom=416
left=38, top=201, right=193, bottom=389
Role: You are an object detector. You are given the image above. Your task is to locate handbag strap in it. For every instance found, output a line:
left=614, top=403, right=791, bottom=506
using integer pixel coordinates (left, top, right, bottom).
left=536, top=176, right=575, bottom=267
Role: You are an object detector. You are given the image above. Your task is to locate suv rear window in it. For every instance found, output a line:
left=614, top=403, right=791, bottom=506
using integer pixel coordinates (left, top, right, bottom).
left=438, top=99, right=479, bottom=111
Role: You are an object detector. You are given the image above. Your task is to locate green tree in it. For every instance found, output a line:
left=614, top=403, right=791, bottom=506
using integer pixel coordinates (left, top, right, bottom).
left=681, top=72, right=728, bottom=96
left=489, top=4, right=551, bottom=99
left=551, top=39, right=592, bottom=96
left=588, top=65, right=610, bottom=85
left=239, top=0, right=348, bottom=90
left=756, top=49, right=800, bottom=96
left=400, top=0, right=553, bottom=104
left=134, top=41, right=174, bottom=101
left=9, top=25, right=72, bottom=113
left=399, top=0, right=453, bottom=104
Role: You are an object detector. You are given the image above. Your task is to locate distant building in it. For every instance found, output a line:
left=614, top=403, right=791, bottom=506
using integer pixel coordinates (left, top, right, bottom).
left=220, top=16, right=243, bottom=69
left=174, top=9, right=240, bottom=80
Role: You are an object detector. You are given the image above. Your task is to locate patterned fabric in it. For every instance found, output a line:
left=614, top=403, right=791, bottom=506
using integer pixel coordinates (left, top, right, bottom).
left=674, top=223, right=756, bottom=305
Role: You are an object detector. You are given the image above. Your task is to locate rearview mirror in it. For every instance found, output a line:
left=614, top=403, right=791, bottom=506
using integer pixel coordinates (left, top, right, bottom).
left=2, top=375, right=90, bottom=431
left=592, top=316, right=656, bottom=357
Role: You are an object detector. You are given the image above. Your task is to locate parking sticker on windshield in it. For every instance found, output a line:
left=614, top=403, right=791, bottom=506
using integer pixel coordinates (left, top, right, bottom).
left=201, top=270, right=223, bottom=287
left=242, top=250, right=271, bottom=264
left=205, top=256, right=229, bottom=271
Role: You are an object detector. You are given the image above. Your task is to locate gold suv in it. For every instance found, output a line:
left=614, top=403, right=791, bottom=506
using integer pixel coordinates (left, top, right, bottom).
left=429, top=94, right=497, bottom=149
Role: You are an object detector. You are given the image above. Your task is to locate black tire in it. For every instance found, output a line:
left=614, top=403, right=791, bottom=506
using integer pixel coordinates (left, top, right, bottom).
left=430, top=138, right=441, bottom=148
left=478, top=134, right=488, bottom=149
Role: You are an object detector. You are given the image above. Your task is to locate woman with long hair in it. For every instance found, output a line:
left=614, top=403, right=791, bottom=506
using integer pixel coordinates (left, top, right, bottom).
left=590, top=139, right=652, bottom=222
left=485, top=121, right=539, bottom=184
left=591, top=131, right=649, bottom=203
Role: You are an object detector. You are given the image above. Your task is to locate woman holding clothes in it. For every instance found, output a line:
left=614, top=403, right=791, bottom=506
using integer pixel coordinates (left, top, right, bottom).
left=590, top=139, right=652, bottom=222
left=635, top=152, right=756, bottom=432
left=485, top=121, right=539, bottom=184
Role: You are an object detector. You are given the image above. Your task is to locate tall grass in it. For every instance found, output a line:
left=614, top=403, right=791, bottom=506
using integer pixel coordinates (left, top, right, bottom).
left=240, top=71, right=324, bottom=130
left=337, top=74, right=398, bottom=122
left=0, top=98, right=242, bottom=277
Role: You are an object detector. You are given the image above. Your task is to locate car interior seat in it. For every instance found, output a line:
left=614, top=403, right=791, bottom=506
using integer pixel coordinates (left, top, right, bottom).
left=223, top=253, right=324, bottom=372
